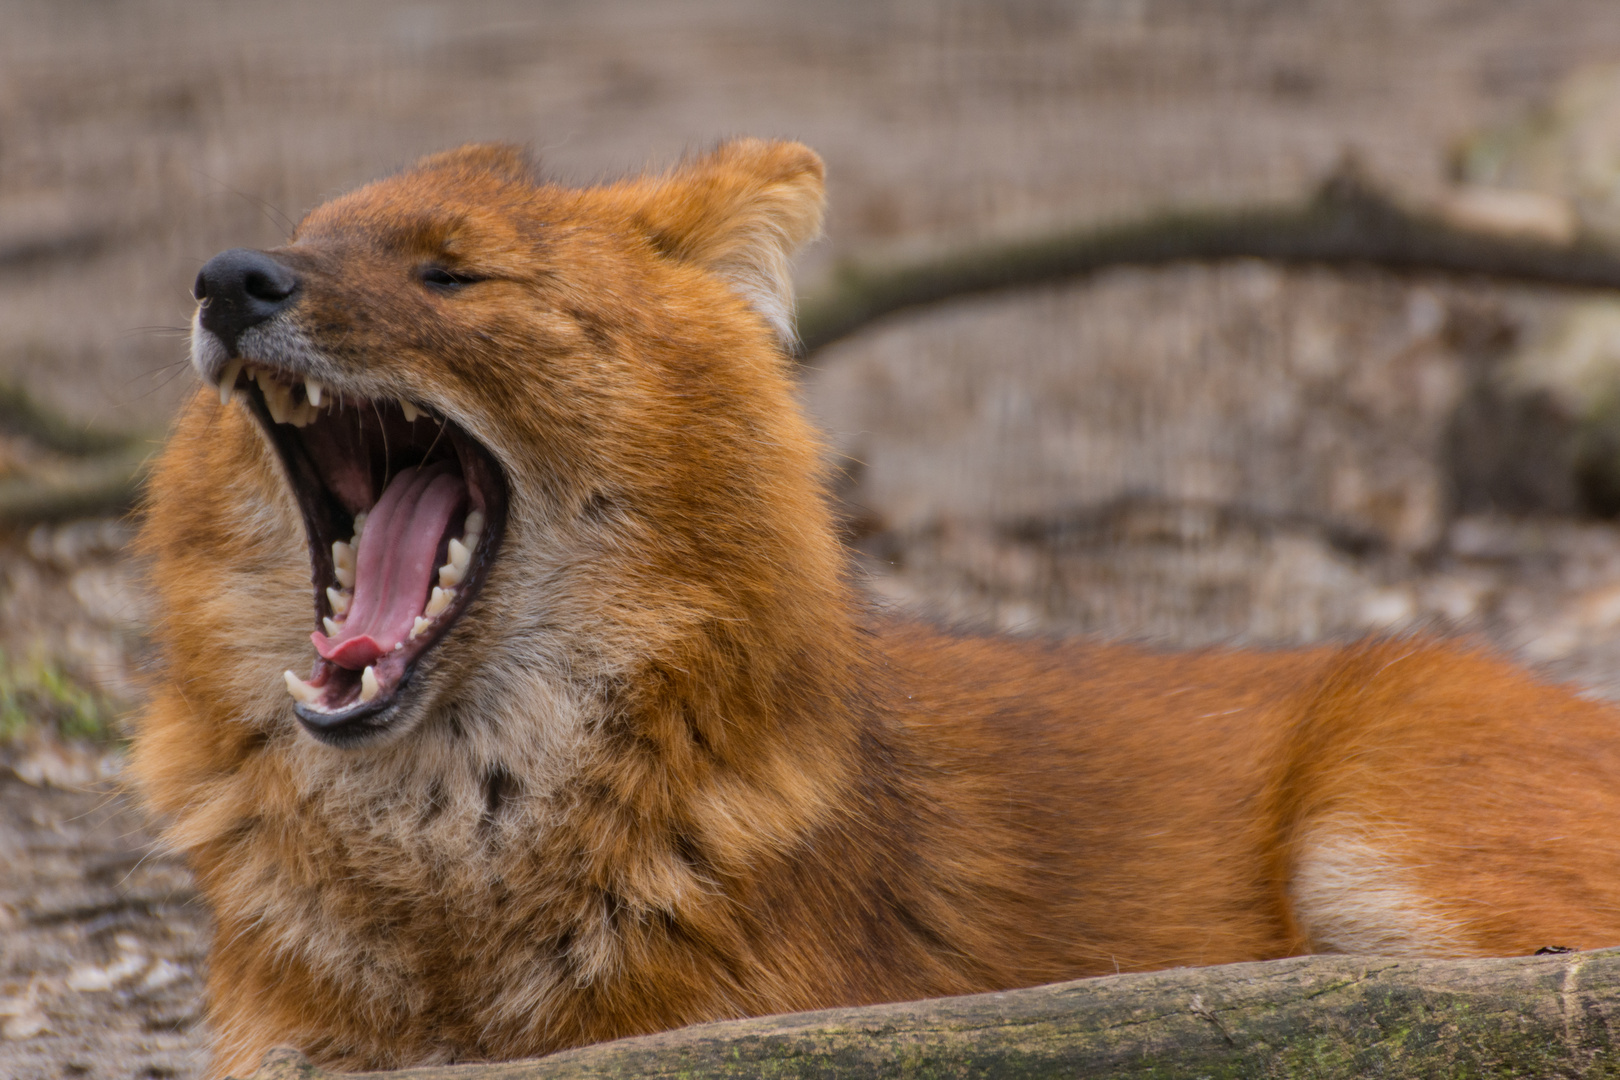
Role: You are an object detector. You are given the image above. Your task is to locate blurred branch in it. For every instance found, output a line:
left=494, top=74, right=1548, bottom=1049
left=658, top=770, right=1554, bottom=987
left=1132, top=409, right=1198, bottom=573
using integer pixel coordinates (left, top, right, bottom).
left=0, top=379, right=139, bottom=457
left=238, top=947, right=1620, bottom=1079
left=0, top=226, right=114, bottom=275
left=796, top=165, right=1620, bottom=359
left=0, top=378, right=148, bottom=528
left=0, top=450, right=149, bottom=527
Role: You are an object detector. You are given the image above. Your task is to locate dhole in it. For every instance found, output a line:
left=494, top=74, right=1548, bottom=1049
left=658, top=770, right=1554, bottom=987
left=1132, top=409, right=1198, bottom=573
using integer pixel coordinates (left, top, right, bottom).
left=134, top=141, right=1620, bottom=1076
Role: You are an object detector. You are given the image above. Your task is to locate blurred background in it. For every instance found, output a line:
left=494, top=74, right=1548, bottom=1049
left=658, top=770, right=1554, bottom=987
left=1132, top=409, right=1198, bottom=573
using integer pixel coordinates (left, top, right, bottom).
left=10, top=1, right=1620, bottom=1076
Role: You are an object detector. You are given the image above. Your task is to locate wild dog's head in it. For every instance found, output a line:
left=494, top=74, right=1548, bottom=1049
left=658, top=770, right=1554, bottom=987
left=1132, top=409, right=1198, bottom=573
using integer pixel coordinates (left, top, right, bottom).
left=151, top=141, right=832, bottom=750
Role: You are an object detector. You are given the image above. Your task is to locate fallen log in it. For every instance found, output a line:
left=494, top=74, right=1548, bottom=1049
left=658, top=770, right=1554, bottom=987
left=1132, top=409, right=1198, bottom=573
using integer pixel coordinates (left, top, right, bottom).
left=237, top=946, right=1620, bottom=1079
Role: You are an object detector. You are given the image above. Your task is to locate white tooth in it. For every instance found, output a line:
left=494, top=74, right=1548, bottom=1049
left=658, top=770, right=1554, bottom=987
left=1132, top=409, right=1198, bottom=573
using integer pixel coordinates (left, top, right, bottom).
left=332, top=543, right=356, bottom=589
left=352, top=510, right=369, bottom=539
left=400, top=399, right=420, bottom=422
left=283, top=670, right=320, bottom=704
left=262, top=376, right=292, bottom=424
left=394, top=641, right=404, bottom=651
left=438, top=561, right=465, bottom=588
left=463, top=509, right=485, bottom=540
left=410, top=616, right=431, bottom=640
left=218, top=359, right=243, bottom=406
left=326, top=587, right=351, bottom=615
left=323, top=616, right=342, bottom=637
left=447, top=538, right=471, bottom=574
left=360, top=666, right=379, bottom=703
left=424, top=586, right=452, bottom=618
left=305, top=377, right=324, bottom=408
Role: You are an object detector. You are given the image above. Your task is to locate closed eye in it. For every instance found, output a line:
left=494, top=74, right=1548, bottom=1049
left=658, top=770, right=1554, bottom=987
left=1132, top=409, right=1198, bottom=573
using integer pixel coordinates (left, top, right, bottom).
left=419, top=265, right=484, bottom=291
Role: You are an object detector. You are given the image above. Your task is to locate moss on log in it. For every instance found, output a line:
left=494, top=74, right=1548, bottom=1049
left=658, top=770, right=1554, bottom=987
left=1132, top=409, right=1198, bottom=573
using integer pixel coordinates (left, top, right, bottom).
left=237, top=947, right=1620, bottom=1079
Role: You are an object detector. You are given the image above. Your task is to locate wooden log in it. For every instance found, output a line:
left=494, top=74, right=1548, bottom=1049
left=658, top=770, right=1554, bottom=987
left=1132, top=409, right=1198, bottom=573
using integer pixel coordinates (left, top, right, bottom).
left=236, top=946, right=1620, bottom=1079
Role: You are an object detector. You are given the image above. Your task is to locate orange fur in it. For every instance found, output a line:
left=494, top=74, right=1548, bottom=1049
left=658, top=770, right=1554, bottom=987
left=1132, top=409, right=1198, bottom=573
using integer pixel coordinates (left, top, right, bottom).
left=132, top=141, right=1620, bottom=1077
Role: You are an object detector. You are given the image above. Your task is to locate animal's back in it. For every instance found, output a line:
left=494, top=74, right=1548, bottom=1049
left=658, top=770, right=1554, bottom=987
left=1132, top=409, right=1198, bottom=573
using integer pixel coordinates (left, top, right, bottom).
left=891, top=626, right=1620, bottom=969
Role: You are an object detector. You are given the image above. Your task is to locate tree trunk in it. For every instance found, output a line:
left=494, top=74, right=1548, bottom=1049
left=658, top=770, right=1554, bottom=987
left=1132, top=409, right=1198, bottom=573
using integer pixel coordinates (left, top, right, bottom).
left=238, top=947, right=1620, bottom=1079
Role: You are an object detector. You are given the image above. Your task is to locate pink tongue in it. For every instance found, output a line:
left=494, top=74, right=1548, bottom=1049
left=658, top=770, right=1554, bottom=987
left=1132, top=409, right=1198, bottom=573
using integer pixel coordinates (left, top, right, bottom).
left=312, top=461, right=467, bottom=670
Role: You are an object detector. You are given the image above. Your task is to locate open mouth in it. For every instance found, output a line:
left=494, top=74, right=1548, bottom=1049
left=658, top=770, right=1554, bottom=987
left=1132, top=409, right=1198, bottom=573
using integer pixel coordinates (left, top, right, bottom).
left=218, top=361, right=507, bottom=744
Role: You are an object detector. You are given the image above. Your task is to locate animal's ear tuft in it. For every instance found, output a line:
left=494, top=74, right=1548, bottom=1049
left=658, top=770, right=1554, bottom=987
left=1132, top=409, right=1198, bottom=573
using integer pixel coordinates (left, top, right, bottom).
left=628, top=140, right=826, bottom=345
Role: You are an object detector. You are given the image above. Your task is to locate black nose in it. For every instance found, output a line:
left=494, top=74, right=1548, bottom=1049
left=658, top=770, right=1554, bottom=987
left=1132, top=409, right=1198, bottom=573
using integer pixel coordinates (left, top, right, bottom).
left=193, top=248, right=300, bottom=352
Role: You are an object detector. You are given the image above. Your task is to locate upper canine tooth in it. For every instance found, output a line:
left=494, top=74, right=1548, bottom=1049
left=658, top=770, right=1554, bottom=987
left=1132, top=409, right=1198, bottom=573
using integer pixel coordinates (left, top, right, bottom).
left=400, top=399, right=421, bottom=423
left=424, top=586, right=452, bottom=618
left=323, top=616, right=342, bottom=637
left=218, top=359, right=244, bottom=406
left=283, top=670, right=320, bottom=704
left=326, top=587, right=351, bottom=615
left=360, top=665, right=379, bottom=702
left=305, top=377, right=325, bottom=408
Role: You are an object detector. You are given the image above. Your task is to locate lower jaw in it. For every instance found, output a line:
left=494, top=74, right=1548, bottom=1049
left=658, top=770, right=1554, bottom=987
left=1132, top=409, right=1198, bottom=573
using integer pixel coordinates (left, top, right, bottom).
left=295, top=693, right=409, bottom=746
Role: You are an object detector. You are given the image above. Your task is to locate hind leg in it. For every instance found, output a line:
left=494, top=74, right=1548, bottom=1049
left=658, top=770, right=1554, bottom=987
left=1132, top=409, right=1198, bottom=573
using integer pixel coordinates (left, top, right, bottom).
left=1279, top=642, right=1620, bottom=957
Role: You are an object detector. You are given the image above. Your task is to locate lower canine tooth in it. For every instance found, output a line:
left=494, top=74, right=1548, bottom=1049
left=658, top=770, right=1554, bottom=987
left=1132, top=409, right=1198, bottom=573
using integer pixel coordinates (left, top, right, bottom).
left=283, top=670, right=320, bottom=704
left=360, top=666, right=379, bottom=702
left=323, top=616, right=342, bottom=637
left=326, top=587, right=351, bottom=615
left=218, top=359, right=243, bottom=406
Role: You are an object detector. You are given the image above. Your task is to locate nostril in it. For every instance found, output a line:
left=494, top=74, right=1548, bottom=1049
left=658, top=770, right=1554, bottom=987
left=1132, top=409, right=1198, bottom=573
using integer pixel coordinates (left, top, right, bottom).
left=193, top=272, right=209, bottom=303
left=243, top=268, right=295, bottom=303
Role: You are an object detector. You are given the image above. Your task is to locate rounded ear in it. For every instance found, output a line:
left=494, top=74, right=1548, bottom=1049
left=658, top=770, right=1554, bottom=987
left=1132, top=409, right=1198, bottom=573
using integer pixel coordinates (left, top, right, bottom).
left=617, top=140, right=826, bottom=344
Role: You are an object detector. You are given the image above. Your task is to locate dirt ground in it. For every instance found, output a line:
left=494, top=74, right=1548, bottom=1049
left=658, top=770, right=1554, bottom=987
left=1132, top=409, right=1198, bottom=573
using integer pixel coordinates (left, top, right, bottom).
left=11, top=2, right=1620, bottom=1077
